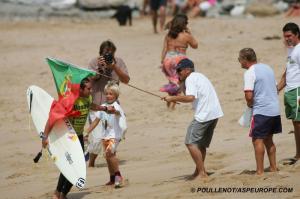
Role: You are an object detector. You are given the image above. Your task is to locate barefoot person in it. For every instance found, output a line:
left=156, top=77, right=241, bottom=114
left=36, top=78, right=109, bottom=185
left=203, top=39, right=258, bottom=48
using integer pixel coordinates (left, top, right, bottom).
left=278, top=22, right=300, bottom=163
left=42, top=78, right=92, bottom=199
left=160, top=14, right=198, bottom=109
left=150, top=0, right=167, bottom=33
left=239, top=48, right=282, bottom=175
left=163, top=58, right=223, bottom=179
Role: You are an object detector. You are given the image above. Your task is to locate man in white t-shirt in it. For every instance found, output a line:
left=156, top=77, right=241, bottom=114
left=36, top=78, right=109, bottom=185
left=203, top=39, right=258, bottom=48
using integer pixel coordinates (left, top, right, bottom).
left=278, top=22, right=300, bottom=163
left=239, top=48, right=282, bottom=175
left=163, top=58, right=223, bottom=179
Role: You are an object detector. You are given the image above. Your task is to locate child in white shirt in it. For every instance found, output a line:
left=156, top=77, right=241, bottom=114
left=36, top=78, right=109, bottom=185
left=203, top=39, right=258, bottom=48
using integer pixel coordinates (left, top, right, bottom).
left=85, top=81, right=127, bottom=187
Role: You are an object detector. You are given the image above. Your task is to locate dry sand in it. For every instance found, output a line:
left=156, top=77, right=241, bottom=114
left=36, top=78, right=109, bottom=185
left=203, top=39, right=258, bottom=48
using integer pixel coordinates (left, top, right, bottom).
left=1, top=15, right=300, bottom=199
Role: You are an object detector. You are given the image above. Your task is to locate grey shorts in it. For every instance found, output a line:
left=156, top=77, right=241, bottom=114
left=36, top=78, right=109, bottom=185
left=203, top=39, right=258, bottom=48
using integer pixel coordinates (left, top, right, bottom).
left=185, top=119, right=218, bottom=148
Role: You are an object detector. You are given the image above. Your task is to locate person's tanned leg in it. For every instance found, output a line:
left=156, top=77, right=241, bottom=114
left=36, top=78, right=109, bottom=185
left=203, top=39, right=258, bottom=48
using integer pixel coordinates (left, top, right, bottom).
left=186, top=144, right=207, bottom=178
left=53, top=191, right=60, bottom=199
left=151, top=10, right=158, bottom=33
left=106, top=155, right=115, bottom=176
left=252, top=138, right=265, bottom=175
left=159, top=6, right=166, bottom=31
left=263, top=134, right=277, bottom=172
left=59, top=193, right=67, bottom=199
left=200, top=147, right=207, bottom=172
left=88, top=153, right=98, bottom=167
left=293, top=121, right=300, bottom=159
left=110, top=154, right=120, bottom=173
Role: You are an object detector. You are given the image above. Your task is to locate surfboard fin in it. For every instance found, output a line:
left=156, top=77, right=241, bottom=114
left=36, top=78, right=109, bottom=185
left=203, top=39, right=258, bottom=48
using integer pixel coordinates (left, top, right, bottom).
left=29, top=91, right=33, bottom=113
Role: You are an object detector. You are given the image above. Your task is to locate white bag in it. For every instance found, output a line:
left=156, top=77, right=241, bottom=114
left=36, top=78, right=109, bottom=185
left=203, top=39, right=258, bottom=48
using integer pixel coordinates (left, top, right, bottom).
left=238, top=107, right=253, bottom=128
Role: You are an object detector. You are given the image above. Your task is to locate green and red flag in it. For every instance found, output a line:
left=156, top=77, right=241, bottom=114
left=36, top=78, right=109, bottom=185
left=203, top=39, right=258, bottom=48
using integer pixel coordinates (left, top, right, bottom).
left=46, top=57, right=96, bottom=128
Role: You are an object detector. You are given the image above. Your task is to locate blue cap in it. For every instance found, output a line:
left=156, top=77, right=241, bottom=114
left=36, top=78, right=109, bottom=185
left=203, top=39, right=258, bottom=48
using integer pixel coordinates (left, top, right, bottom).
left=176, top=58, right=194, bottom=71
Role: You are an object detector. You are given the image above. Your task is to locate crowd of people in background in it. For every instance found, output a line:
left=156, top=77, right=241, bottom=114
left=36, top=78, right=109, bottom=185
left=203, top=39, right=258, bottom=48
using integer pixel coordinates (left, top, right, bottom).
left=142, top=0, right=217, bottom=33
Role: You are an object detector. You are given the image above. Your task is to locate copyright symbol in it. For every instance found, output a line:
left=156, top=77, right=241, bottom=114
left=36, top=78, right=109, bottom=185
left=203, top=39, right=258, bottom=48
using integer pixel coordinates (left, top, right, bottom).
left=191, top=187, right=196, bottom=193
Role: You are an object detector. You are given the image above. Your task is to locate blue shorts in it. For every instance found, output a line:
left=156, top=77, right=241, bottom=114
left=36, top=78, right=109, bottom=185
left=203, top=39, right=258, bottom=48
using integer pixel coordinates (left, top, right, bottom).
left=249, top=114, right=282, bottom=139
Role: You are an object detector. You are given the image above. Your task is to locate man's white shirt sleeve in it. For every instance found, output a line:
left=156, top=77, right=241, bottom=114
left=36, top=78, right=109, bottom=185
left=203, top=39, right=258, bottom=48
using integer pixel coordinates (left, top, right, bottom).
left=185, top=74, right=198, bottom=98
left=244, top=67, right=256, bottom=91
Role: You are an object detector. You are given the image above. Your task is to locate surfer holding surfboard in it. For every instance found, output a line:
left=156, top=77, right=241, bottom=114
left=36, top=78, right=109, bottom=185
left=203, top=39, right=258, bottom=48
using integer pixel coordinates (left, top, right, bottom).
left=42, top=78, right=93, bottom=199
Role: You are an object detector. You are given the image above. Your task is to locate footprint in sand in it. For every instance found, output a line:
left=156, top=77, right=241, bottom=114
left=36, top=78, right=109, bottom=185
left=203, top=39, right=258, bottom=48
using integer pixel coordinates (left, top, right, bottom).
left=152, top=181, right=164, bottom=187
left=209, top=164, right=226, bottom=171
left=293, top=160, right=300, bottom=168
left=188, top=176, right=216, bottom=183
left=208, top=152, right=227, bottom=159
left=6, top=172, right=29, bottom=179
left=170, top=143, right=180, bottom=148
left=278, top=158, right=298, bottom=166
left=277, top=171, right=290, bottom=179
left=207, top=152, right=227, bottom=171
left=220, top=171, right=235, bottom=175
left=239, top=169, right=256, bottom=175
left=224, top=138, right=235, bottom=141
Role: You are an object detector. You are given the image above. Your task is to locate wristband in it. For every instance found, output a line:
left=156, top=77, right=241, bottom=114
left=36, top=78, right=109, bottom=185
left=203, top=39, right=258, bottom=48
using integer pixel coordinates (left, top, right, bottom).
left=40, top=132, right=48, bottom=141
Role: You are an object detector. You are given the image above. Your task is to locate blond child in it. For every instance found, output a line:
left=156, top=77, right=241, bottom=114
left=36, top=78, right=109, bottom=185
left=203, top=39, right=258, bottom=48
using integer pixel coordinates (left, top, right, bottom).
left=85, top=81, right=127, bottom=187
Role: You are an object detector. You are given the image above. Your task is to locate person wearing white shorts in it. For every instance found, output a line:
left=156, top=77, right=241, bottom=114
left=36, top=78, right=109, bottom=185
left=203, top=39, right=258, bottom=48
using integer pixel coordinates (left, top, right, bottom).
left=87, top=111, right=102, bottom=156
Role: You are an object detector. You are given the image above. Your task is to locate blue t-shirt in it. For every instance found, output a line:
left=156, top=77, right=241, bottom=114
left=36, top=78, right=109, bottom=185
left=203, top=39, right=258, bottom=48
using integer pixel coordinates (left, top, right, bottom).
left=244, top=63, right=280, bottom=116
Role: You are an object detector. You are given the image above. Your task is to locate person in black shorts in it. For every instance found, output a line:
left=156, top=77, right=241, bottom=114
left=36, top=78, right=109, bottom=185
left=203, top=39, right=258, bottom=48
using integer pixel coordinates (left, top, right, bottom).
left=239, top=48, right=282, bottom=175
left=150, top=0, right=167, bottom=33
left=42, top=78, right=93, bottom=199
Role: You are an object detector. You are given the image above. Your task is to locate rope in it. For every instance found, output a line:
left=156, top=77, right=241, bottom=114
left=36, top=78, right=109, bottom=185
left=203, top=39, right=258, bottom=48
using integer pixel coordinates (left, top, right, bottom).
left=97, top=72, right=164, bottom=99
left=96, top=72, right=180, bottom=104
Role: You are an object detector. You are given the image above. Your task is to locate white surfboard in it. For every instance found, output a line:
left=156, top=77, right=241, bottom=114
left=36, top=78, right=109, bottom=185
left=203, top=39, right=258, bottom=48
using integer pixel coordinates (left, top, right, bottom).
left=26, top=85, right=86, bottom=189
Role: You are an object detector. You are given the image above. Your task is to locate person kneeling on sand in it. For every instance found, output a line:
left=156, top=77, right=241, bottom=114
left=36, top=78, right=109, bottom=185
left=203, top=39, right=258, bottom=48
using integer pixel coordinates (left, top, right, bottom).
left=239, top=48, right=282, bottom=175
left=163, top=58, right=223, bottom=179
left=85, top=81, right=127, bottom=187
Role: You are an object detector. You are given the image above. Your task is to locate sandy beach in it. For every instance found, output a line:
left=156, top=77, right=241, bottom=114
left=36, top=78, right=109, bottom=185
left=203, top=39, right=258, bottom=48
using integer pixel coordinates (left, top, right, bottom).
left=1, top=14, right=300, bottom=199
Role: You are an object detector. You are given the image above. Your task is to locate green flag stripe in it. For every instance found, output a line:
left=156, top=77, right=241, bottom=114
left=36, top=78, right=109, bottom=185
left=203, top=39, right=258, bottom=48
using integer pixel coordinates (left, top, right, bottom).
left=46, top=57, right=96, bottom=95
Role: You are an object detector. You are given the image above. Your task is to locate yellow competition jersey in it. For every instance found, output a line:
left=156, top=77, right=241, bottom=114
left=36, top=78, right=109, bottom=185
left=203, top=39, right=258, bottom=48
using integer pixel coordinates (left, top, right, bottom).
left=69, top=95, right=92, bottom=135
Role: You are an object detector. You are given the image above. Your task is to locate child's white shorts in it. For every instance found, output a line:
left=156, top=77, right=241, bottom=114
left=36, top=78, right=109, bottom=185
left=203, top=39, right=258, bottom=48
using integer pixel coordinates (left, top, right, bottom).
left=87, top=138, right=102, bottom=154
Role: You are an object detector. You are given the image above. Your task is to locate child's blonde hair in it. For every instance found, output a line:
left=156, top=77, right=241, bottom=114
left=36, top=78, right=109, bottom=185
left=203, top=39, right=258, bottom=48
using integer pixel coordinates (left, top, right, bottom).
left=104, top=81, right=120, bottom=98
